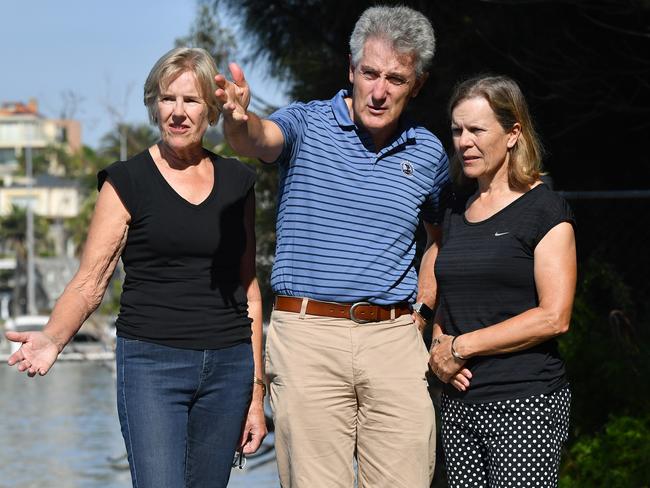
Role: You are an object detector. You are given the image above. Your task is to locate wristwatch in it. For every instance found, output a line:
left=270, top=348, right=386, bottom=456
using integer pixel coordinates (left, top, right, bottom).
left=412, top=302, right=434, bottom=322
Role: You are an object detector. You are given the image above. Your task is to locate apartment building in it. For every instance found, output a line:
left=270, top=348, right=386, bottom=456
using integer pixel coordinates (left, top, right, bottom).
left=0, top=99, right=81, bottom=176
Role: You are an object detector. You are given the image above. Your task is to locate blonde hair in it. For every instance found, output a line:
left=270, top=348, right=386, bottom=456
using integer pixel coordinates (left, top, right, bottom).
left=143, top=47, right=220, bottom=126
left=449, top=75, right=545, bottom=189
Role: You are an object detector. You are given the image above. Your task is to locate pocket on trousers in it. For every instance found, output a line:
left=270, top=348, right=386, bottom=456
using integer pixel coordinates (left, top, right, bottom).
left=406, top=318, right=431, bottom=367
left=394, top=318, right=433, bottom=380
left=264, top=319, right=278, bottom=383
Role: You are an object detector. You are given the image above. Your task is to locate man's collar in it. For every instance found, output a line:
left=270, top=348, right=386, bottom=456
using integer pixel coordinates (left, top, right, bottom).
left=331, top=89, right=355, bottom=128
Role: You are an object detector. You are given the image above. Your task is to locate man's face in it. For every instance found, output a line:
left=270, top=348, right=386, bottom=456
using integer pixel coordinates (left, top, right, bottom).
left=349, top=37, right=425, bottom=148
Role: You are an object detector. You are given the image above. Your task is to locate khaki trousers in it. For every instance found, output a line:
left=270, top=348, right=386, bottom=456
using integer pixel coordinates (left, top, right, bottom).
left=266, top=310, right=436, bottom=488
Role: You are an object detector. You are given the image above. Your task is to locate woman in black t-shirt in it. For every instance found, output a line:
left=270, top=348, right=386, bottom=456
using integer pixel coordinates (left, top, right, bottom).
left=429, top=75, right=576, bottom=488
left=5, top=48, right=267, bottom=487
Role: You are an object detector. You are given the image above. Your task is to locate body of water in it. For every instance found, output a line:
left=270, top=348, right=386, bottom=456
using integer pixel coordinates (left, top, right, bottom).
left=0, top=361, right=278, bottom=488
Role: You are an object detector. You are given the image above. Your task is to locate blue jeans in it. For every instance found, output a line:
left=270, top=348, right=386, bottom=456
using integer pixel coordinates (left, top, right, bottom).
left=116, top=337, right=253, bottom=488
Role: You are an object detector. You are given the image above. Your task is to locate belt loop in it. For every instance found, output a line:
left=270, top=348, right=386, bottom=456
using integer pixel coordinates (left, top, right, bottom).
left=299, top=297, right=309, bottom=319
left=390, top=305, right=396, bottom=321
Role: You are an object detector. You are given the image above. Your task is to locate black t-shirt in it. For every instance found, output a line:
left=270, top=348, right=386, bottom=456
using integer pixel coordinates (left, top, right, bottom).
left=435, top=184, right=575, bottom=403
left=97, top=149, right=256, bottom=350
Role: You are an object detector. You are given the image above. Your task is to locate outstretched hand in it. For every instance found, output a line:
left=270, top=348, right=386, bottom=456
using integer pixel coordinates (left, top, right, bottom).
left=5, top=330, right=60, bottom=377
left=215, top=62, right=251, bottom=124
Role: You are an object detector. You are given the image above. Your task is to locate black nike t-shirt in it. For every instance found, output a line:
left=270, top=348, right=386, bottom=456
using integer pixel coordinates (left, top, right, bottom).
left=435, top=184, right=575, bottom=403
left=97, top=149, right=256, bottom=350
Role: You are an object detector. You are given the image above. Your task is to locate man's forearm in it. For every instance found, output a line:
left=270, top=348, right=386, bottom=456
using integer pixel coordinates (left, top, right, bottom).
left=223, top=111, right=281, bottom=162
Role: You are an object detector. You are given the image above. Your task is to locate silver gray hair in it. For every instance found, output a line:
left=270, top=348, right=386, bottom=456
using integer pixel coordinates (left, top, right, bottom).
left=349, top=5, right=436, bottom=77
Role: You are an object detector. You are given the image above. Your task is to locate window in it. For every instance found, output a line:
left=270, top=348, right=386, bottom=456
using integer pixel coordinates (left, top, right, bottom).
left=0, top=148, right=17, bottom=165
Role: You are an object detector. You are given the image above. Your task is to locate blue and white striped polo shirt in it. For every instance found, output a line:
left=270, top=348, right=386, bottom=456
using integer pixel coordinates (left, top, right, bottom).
left=268, top=89, right=449, bottom=304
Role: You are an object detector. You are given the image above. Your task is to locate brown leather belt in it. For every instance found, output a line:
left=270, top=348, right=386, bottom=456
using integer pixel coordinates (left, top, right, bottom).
left=274, top=296, right=412, bottom=324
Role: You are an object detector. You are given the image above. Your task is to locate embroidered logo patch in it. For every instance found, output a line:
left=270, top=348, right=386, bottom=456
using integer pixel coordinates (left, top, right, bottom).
left=401, top=161, right=414, bottom=176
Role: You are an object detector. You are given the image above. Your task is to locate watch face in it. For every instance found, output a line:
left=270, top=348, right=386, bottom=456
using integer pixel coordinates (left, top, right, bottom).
left=414, top=302, right=433, bottom=320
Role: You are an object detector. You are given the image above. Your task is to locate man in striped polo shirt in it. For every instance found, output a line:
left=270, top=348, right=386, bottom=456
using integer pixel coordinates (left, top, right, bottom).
left=216, top=6, right=448, bottom=487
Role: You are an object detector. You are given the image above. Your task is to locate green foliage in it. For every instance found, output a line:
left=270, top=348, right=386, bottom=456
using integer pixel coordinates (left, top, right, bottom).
left=560, top=414, right=650, bottom=488
left=214, top=0, right=357, bottom=100
left=0, top=205, right=54, bottom=257
left=175, top=1, right=236, bottom=73
left=17, top=147, right=51, bottom=175
left=559, top=253, right=650, bottom=437
left=6, top=143, right=110, bottom=263
left=16, top=143, right=110, bottom=193
left=64, top=191, right=98, bottom=255
left=99, top=123, right=158, bottom=162
left=213, top=0, right=650, bottom=191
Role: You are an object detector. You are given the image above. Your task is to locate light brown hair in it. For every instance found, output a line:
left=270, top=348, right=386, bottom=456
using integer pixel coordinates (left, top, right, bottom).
left=144, top=47, right=220, bottom=126
left=449, top=75, right=545, bottom=189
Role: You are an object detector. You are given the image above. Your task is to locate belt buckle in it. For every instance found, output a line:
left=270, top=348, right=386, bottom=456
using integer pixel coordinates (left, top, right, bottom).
left=350, top=302, right=372, bottom=324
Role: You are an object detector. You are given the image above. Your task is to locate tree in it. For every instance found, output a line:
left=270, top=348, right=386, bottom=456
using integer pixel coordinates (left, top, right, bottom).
left=559, top=254, right=650, bottom=436
left=560, top=414, right=650, bottom=487
left=64, top=191, right=98, bottom=255
left=16, top=143, right=111, bottom=195
left=0, top=206, right=54, bottom=316
left=66, top=145, right=112, bottom=190
left=98, top=123, right=158, bottom=162
left=16, top=147, right=50, bottom=176
left=213, top=0, right=650, bottom=191
left=0, top=206, right=53, bottom=258
left=175, top=1, right=237, bottom=72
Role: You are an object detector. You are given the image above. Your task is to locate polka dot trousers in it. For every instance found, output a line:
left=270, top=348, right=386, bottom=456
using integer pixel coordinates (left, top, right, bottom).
left=441, top=385, right=571, bottom=488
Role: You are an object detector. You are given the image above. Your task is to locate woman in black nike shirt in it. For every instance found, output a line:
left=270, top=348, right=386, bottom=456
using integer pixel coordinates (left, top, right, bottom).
left=429, top=75, right=576, bottom=488
left=6, top=47, right=267, bottom=487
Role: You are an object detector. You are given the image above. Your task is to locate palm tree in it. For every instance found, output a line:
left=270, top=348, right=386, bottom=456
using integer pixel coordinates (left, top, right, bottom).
left=0, top=206, right=53, bottom=315
left=99, top=123, right=158, bottom=161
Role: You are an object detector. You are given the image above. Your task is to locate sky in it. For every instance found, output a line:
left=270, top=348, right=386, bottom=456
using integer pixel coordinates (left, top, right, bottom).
left=1, top=0, right=288, bottom=148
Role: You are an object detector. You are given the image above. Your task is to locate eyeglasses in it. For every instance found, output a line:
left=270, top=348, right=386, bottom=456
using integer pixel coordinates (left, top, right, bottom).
left=232, top=447, right=247, bottom=470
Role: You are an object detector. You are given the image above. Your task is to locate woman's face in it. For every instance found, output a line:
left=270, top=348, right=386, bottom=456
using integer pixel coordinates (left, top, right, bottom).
left=451, top=96, right=520, bottom=181
left=157, top=70, right=209, bottom=152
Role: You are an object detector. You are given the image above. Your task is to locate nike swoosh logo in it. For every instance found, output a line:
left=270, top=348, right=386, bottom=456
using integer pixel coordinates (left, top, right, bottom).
left=494, top=232, right=510, bottom=236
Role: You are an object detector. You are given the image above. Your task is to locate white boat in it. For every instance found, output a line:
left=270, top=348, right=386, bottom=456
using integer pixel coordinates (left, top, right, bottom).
left=4, top=315, right=49, bottom=355
left=3, top=315, right=114, bottom=361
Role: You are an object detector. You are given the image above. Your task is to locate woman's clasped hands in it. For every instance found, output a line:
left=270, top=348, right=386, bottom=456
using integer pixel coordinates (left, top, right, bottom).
left=429, top=334, right=473, bottom=392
